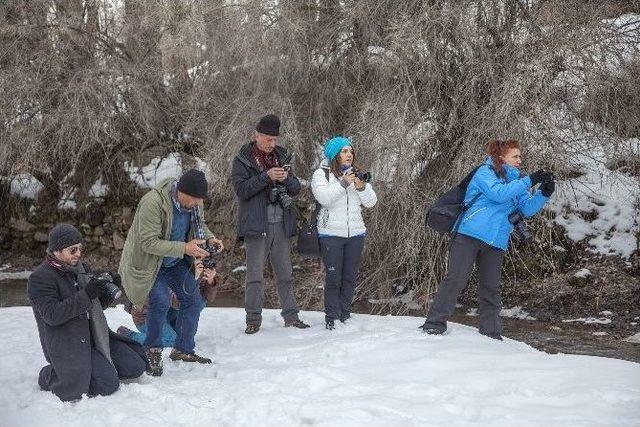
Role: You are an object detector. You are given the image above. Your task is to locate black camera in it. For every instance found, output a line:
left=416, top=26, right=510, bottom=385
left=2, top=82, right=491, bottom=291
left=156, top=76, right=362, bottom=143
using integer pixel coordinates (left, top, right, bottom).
left=344, top=167, right=371, bottom=183
left=508, top=211, right=533, bottom=244
left=87, top=272, right=122, bottom=300
left=199, top=241, right=219, bottom=270
left=354, top=169, right=371, bottom=183
left=269, top=185, right=294, bottom=209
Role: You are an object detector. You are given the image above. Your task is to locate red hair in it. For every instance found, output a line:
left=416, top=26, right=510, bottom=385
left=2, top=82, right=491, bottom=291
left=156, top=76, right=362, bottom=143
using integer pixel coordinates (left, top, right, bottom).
left=486, top=139, right=520, bottom=178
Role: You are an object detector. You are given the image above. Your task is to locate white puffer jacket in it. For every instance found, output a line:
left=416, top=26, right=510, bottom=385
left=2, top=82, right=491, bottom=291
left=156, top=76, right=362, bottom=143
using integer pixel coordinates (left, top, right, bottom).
left=310, top=162, right=377, bottom=238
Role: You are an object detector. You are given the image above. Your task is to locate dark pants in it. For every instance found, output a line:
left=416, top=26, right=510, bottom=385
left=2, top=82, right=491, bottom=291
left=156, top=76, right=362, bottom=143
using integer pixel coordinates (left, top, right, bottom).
left=145, top=259, right=204, bottom=353
left=38, top=336, right=146, bottom=399
left=320, top=235, right=365, bottom=322
left=244, top=222, right=300, bottom=325
left=423, top=234, right=505, bottom=336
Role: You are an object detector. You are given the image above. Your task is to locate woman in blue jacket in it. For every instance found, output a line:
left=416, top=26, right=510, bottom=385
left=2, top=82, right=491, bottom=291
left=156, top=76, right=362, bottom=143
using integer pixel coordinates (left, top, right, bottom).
left=420, top=140, right=554, bottom=339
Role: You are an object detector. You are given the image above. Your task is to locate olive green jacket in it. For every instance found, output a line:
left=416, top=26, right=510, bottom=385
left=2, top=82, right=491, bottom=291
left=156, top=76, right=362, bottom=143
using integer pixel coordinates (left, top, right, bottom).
left=118, top=178, right=214, bottom=307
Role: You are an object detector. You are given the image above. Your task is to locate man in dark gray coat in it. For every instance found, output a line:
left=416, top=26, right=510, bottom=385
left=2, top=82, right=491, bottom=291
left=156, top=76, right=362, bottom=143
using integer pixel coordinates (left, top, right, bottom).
left=28, top=224, right=148, bottom=402
left=231, top=114, right=310, bottom=334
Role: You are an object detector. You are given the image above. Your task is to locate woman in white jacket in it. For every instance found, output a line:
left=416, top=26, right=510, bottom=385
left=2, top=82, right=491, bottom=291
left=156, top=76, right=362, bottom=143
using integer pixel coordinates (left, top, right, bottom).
left=311, top=136, right=377, bottom=329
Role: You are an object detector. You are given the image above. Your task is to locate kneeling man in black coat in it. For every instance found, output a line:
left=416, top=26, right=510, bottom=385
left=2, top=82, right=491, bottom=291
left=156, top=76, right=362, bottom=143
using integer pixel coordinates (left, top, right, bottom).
left=28, top=223, right=148, bottom=402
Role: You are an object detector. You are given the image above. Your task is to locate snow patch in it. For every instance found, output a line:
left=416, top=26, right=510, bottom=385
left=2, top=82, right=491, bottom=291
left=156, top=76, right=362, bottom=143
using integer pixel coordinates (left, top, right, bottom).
left=0, top=271, right=31, bottom=281
left=562, top=317, right=612, bottom=325
left=624, top=332, right=640, bottom=343
left=574, top=268, right=592, bottom=279
left=1, top=307, right=639, bottom=426
left=500, top=306, right=537, bottom=321
left=5, top=174, right=44, bottom=199
left=231, top=266, right=247, bottom=274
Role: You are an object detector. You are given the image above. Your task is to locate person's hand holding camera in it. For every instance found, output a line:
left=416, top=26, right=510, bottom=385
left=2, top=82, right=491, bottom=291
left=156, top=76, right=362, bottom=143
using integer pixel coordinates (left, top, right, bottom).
left=84, top=277, right=105, bottom=300
left=267, top=167, right=287, bottom=182
left=185, top=239, right=209, bottom=258
left=201, top=268, right=216, bottom=285
left=206, top=237, right=224, bottom=252
left=529, top=169, right=552, bottom=186
left=342, top=169, right=357, bottom=186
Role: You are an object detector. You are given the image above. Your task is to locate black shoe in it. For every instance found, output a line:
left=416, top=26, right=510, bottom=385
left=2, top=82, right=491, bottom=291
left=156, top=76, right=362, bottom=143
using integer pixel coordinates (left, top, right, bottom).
left=245, top=324, right=260, bottom=334
left=419, top=323, right=445, bottom=335
left=145, top=348, right=163, bottom=376
left=481, top=333, right=503, bottom=341
left=169, top=349, right=212, bottom=364
left=326, top=320, right=335, bottom=330
left=285, top=319, right=310, bottom=329
left=339, top=314, right=351, bottom=323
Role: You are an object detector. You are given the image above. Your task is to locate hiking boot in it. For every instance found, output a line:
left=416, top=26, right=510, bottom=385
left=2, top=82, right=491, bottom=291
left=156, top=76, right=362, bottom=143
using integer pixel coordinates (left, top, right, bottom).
left=245, top=323, right=260, bottom=334
left=419, top=323, right=445, bottom=335
left=117, top=326, right=132, bottom=336
left=169, top=349, right=212, bottom=364
left=326, top=320, right=335, bottom=330
left=145, top=347, right=163, bottom=376
left=285, top=319, right=310, bottom=329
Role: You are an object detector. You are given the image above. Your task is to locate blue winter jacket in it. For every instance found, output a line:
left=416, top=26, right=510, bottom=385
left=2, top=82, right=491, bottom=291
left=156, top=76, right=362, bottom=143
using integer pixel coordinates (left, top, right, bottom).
left=457, top=157, right=549, bottom=250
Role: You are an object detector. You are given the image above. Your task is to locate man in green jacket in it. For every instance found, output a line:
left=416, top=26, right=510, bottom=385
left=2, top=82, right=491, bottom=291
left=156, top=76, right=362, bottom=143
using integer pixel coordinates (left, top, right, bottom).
left=118, top=169, right=223, bottom=376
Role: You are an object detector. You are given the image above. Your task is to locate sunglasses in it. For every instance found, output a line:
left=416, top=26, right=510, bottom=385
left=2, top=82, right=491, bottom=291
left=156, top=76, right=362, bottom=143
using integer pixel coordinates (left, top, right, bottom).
left=67, top=246, right=83, bottom=255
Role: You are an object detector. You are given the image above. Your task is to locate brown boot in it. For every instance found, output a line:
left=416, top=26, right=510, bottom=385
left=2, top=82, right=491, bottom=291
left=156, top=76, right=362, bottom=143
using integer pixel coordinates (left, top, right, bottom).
left=285, top=319, right=310, bottom=329
left=245, top=323, right=260, bottom=334
left=169, top=349, right=212, bottom=364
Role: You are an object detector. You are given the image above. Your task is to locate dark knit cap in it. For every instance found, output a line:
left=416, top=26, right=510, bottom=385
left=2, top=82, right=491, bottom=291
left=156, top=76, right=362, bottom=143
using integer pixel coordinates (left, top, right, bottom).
left=177, top=169, right=208, bottom=199
left=48, top=223, right=84, bottom=252
left=256, top=114, right=280, bottom=137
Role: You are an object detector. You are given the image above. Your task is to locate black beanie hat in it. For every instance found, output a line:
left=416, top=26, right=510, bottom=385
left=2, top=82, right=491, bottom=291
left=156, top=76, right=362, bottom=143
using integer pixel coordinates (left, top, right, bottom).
left=48, top=223, right=84, bottom=252
left=177, top=169, right=208, bottom=199
left=256, top=114, right=280, bottom=136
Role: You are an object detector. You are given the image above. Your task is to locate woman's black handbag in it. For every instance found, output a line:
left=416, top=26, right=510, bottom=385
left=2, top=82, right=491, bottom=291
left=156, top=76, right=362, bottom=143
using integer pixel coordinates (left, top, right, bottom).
left=297, top=202, right=322, bottom=258
left=297, top=169, right=330, bottom=258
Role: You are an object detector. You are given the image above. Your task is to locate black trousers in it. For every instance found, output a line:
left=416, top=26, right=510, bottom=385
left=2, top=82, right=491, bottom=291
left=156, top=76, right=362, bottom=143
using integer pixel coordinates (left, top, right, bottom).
left=320, top=235, right=365, bottom=322
left=423, top=234, right=505, bottom=336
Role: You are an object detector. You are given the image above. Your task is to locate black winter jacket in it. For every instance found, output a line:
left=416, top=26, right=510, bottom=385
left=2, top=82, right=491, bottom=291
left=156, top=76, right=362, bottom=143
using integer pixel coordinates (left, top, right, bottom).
left=231, top=142, right=301, bottom=239
left=27, top=260, right=146, bottom=401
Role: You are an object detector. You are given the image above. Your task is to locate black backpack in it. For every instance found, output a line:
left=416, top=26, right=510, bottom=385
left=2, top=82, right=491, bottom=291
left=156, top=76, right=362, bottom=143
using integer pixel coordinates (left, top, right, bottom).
left=425, top=166, right=483, bottom=234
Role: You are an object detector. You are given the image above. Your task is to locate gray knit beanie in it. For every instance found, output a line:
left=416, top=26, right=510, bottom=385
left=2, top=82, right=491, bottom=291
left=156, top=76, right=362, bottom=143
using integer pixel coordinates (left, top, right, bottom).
left=48, top=224, right=84, bottom=252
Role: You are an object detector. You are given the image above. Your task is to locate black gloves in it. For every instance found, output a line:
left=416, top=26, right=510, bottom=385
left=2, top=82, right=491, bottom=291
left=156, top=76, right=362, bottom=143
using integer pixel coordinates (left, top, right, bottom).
left=84, top=277, right=103, bottom=300
left=529, top=169, right=551, bottom=186
left=541, top=179, right=555, bottom=197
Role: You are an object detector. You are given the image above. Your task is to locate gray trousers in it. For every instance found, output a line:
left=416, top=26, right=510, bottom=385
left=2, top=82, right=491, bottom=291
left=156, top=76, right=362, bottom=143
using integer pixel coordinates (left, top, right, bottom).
left=423, top=234, right=505, bottom=336
left=244, top=222, right=299, bottom=325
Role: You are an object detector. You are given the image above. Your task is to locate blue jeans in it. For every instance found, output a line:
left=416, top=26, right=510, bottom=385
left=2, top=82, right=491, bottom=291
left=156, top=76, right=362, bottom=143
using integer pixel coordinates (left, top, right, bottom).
left=129, top=300, right=207, bottom=347
left=144, top=259, right=204, bottom=353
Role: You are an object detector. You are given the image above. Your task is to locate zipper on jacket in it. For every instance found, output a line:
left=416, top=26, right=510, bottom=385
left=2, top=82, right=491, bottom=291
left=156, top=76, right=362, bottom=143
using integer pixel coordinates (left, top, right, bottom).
left=346, top=188, right=350, bottom=238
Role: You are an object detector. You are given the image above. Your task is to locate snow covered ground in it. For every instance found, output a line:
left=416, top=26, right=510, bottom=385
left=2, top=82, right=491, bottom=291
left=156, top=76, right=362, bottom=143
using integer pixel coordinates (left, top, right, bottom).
left=1, top=307, right=639, bottom=427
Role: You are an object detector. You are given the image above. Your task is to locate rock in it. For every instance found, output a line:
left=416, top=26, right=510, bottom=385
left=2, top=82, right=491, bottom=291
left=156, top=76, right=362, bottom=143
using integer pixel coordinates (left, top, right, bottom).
left=550, top=326, right=563, bottom=332
left=33, top=231, right=49, bottom=243
left=94, top=226, right=105, bottom=237
left=10, top=218, right=35, bottom=232
left=85, top=203, right=105, bottom=227
left=113, top=232, right=125, bottom=250
left=102, top=222, right=113, bottom=235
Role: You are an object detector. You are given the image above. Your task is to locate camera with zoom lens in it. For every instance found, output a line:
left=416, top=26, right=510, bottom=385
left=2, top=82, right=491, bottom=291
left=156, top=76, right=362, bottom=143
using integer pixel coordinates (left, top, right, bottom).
left=269, top=185, right=294, bottom=209
left=508, top=211, right=533, bottom=244
left=87, top=272, right=122, bottom=300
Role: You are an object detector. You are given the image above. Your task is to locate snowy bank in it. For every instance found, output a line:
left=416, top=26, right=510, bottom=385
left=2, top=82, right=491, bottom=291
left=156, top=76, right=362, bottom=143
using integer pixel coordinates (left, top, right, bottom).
left=0, top=307, right=639, bottom=427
